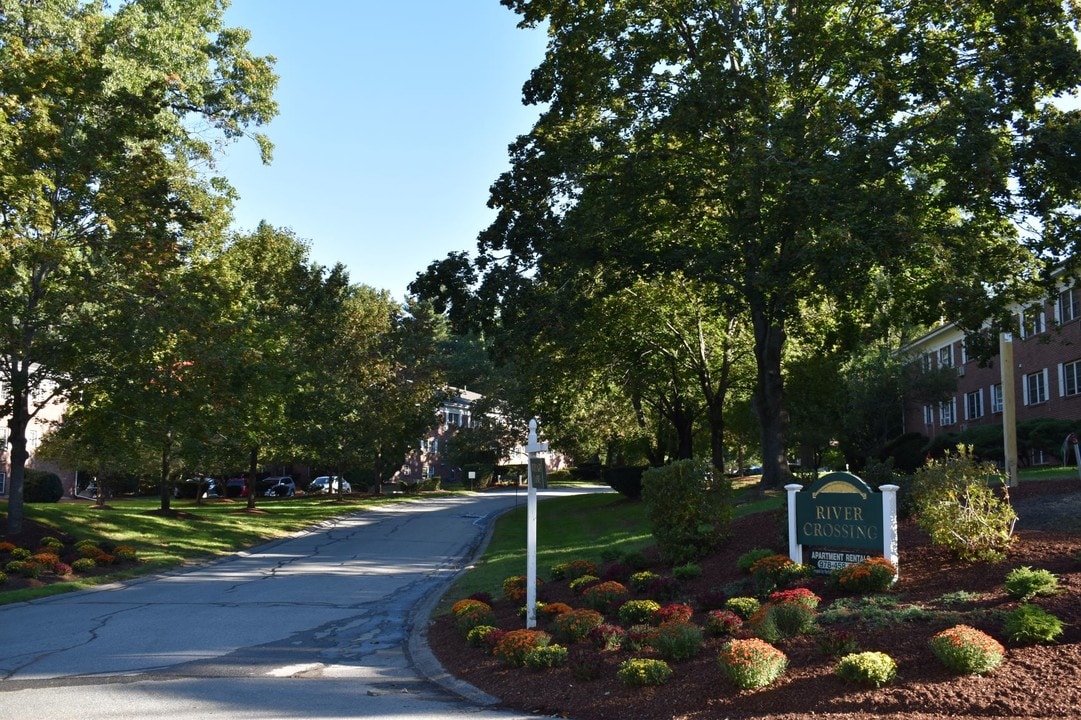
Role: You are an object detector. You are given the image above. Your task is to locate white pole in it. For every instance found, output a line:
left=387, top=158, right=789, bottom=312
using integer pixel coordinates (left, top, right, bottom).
left=784, top=484, right=803, bottom=564
left=524, top=419, right=547, bottom=629
left=880, top=484, right=900, bottom=581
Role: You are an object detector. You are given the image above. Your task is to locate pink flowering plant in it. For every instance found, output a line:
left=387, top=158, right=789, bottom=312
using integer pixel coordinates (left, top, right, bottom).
left=654, top=602, right=694, bottom=625
left=705, top=609, right=743, bottom=637
left=768, top=587, right=821, bottom=609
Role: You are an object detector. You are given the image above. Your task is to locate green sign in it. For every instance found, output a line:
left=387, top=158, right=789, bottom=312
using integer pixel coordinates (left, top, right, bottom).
left=795, top=472, right=883, bottom=551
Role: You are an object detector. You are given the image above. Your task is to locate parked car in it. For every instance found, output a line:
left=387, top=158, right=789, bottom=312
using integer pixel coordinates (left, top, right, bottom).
left=174, top=477, right=223, bottom=499
left=307, top=476, right=351, bottom=494
left=259, top=476, right=296, bottom=497
left=224, top=477, right=249, bottom=498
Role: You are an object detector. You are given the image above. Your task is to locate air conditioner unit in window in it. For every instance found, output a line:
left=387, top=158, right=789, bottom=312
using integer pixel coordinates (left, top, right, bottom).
left=956, top=366, right=965, bottom=377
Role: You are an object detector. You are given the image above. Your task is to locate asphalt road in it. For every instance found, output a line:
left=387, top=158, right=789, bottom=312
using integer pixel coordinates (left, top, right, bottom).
left=0, top=487, right=600, bottom=719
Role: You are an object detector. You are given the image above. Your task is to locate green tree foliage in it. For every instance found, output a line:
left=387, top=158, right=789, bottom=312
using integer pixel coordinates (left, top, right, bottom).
left=0, top=0, right=277, bottom=533
left=447, top=0, right=1081, bottom=492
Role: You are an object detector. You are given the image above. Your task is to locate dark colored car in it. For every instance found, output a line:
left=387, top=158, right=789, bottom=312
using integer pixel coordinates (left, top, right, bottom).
left=225, top=477, right=250, bottom=498
left=174, top=477, right=223, bottom=499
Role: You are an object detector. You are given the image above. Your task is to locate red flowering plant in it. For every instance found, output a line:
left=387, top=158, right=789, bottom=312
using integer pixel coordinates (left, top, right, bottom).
left=767, top=587, right=821, bottom=610
left=654, top=603, right=694, bottom=625
left=705, top=609, right=743, bottom=637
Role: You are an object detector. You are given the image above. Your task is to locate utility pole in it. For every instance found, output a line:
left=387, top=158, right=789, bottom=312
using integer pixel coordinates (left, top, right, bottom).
left=1000, top=333, right=1019, bottom=487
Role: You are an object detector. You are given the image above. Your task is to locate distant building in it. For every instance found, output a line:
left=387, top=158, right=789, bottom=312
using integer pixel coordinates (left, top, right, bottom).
left=394, top=388, right=566, bottom=484
left=901, top=276, right=1081, bottom=466
left=0, top=376, right=75, bottom=496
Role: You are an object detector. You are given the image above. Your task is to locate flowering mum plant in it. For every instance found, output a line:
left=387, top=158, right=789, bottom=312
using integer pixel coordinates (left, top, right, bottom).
left=724, top=596, right=761, bottom=620
left=629, top=570, right=659, bottom=592
left=654, top=603, right=694, bottom=625
left=768, top=587, right=821, bottom=609
left=617, top=657, right=672, bottom=686
left=582, top=580, right=629, bottom=613
left=525, top=643, right=568, bottom=670
left=618, top=599, right=661, bottom=626
left=493, top=629, right=552, bottom=667
left=834, top=557, right=897, bottom=593
left=466, top=624, right=499, bottom=648
left=454, top=604, right=495, bottom=635
left=589, top=623, right=627, bottom=651
left=705, top=609, right=743, bottom=637
left=569, top=574, right=600, bottom=594
left=929, top=624, right=1005, bottom=675
left=451, top=598, right=491, bottom=616
left=0, top=542, right=17, bottom=554
left=502, top=575, right=541, bottom=602
left=552, top=608, right=605, bottom=643
left=540, top=602, right=573, bottom=619
left=550, top=559, right=597, bottom=581
left=835, top=651, right=898, bottom=687
left=717, top=638, right=788, bottom=690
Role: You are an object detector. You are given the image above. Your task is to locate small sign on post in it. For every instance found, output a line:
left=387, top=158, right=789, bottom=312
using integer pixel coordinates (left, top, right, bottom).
left=524, top=418, right=548, bottom=629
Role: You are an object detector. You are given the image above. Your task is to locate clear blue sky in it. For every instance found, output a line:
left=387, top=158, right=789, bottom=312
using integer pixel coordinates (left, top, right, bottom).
left=217, top=1, right=547, bottom=301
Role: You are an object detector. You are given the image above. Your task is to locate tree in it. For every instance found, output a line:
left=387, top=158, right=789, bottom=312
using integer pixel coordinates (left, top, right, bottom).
left=465, top=0, right=1081, bottom=490
left=0, top=0, right=276, bottom=534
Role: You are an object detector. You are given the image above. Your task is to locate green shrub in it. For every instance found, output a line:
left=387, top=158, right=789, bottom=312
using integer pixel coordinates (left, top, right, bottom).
left=725, top=596, right=761, bottom=620
left=737, top=548, right=777, bottom=574
left=642, top=459, right=732, bottom=564
left=928, top=624, right=1005, bottom=675
left=0, top=571, right=6, bottom=584
left=1004, top=566, right=1060, bottom=601
left=618, top=550, right=650, bottom=571
left=910, top=447, right=1017, bottom=562
left=1002, top=604, right=1065, bottom=645
left=10, top=548, right=32, bottom=561
left=618, top=599, right=662, bottom=626
left=466, top=625, right=498, bottom=648
left=23, top=469, right=64, bottom=503
left=617, top=658, right=673, bottom=686
left=550, top=559, right=597, bottom=581
left=650, top=621, right=703, bottom=662
left=624, top=624, right=656, bottom=652
left=5, top=560, right=40, bottom=578
left=672, top=562, right=702, bottom=581
left=525, top=643, right=568, bottom=670
left=40, top=536, right=64, bottom=549
left=603, top=465, right=648, bottom=500
left=552, top=608, right=605, bottom=643
left=835, top=651, right=898, bottom=687
left=770, top=601, right=818, bottom=638
left=71, top=558, right=97, bottom=573
left=816, top=628, right=859, bottom=657
left=74, top=539, right=100, bottom=552
left=717, top=638, right=787, bottom=690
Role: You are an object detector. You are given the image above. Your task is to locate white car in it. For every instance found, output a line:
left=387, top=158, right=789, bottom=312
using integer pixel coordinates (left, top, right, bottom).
left=260, top=476, right=296, bottom=497
left=308, top=476, right=351, bottom=494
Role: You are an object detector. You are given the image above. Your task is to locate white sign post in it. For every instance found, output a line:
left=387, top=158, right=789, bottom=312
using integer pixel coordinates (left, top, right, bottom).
left=525, top=418, right=548, bottom=629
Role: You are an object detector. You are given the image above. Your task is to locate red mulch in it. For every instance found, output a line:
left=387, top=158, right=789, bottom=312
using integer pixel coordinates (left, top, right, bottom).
left=428, top=480, right=1081, bottom=720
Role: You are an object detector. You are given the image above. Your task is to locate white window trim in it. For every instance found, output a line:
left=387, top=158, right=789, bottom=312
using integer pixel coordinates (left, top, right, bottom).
left=965, top=389, right=984, bottom=420
left=1023, top=369, right=1049, bottom=406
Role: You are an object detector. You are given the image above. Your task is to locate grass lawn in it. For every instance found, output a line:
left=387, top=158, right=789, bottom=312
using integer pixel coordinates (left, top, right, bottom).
left=439, top=482, right=787, bottom=609
left=0, top=493, right=425, bottom=604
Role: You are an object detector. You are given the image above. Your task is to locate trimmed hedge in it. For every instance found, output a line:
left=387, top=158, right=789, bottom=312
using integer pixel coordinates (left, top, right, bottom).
left=24, top=469, right=64, bottom=503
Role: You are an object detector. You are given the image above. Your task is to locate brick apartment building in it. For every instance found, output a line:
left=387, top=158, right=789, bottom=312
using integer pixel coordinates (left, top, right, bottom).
left=902, top=280, right=1081, bottom=465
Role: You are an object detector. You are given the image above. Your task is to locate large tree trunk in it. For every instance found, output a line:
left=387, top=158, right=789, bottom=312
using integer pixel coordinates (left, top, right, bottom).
left=751, top=306, right=793, bottom=490
left=5, top=376, right=31, bottom=536
left=159, top=433, right=173, bottom=512
left=246, top=446, right=259, bottom=510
